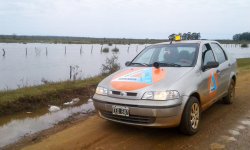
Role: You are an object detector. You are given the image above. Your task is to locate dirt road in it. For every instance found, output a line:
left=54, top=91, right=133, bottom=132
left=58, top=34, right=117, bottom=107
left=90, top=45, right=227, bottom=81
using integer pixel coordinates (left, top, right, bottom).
left=22, top=70, right=250, bottom=150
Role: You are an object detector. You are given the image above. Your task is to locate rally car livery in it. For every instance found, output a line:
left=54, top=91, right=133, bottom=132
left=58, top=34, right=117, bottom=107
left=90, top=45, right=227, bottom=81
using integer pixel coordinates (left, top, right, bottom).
left=92, top=39, right=237, bottom=135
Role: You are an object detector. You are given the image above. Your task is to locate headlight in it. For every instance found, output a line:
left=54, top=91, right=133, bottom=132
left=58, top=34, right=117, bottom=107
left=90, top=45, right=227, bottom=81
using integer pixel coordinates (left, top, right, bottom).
left=95, top=86, right=108, bottom=95
left=142, top=90, right=179, bottom=100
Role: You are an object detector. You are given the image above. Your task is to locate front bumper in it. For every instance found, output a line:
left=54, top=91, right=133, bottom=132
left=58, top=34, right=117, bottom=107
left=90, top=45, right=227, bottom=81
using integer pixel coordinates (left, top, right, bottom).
left=92, top=94, right=186, bottom=127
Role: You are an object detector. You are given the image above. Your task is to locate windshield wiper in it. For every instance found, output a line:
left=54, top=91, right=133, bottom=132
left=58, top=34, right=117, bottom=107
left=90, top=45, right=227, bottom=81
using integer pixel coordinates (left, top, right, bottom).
left=130, top=62, right=149, bottom=66
left=157, top=62, right=182, bottom=67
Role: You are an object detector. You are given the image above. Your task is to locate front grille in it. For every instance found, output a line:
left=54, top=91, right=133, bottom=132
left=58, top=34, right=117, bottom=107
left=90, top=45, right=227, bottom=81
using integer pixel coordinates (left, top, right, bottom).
left=126, top=92, right=137, bottom=96
left=111, top=90, right=137, bottom=97
left=101, top=111, right=155, bottom=124
left=112, top=91, right=121, bottom=95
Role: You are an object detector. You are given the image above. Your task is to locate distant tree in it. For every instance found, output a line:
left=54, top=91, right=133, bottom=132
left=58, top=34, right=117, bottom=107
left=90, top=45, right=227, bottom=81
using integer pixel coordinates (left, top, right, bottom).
left=233, top=32, right=250, bottom=41
left=182, top=33, right=187, bottom=40
left=168, top=33, right=176, bottom=40
left=197, top=33, right=201, bottom=39
left=187, top=32, right=191, bottom=40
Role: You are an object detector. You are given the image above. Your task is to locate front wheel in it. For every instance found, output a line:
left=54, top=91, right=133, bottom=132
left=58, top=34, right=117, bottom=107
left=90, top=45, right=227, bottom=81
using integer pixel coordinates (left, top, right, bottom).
left=179, top=97, right=200, bottom=135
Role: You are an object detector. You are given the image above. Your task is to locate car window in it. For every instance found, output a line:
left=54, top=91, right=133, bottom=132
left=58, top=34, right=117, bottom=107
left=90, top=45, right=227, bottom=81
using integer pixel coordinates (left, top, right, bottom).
left=202, top=43, right=212, bottom=52
left=131, top=43, right=199, bottom=67
left=133, top=48, right=154, bottom=64
left=203, top=49, right=216, bottom=66
left=211, top=43, right=227, bottom=64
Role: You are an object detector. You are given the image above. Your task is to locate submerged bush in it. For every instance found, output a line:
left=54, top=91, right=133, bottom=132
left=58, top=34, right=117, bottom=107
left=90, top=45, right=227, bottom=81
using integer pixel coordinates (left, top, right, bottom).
left=112, top=47, right=119, bottom=53
left=241, top=43, right=248, bottom=48
left=101, top=55, right=120, bottom=75
left=102, top=47, right=109, bottom=53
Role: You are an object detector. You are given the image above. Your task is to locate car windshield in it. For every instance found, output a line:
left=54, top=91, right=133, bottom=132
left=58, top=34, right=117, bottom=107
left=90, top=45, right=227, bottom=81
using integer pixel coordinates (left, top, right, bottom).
left=130, top=43, right=199, bottom=67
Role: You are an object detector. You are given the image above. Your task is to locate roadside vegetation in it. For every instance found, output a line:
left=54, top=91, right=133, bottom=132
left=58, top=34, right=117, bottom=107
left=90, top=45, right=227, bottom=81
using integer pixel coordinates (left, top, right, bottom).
left=237, top=58, right=250, bottom=70
left=0, top=76, right=104, bottom=116
left=101, top=55, right=120, bottom=75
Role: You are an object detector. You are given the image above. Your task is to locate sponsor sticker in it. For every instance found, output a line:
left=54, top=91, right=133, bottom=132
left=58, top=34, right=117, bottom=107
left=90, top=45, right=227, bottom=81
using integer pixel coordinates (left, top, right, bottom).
left=111, top=68, right=165, bottom=91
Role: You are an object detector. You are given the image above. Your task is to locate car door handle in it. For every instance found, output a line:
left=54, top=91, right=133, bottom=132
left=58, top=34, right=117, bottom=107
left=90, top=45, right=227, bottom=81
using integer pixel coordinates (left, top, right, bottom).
left=228, top=63, right=231, bottom=67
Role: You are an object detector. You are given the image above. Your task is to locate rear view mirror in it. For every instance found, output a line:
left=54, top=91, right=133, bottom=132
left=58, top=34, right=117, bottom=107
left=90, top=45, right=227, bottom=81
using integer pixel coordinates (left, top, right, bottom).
left=202, top=61, right=219, bottom=71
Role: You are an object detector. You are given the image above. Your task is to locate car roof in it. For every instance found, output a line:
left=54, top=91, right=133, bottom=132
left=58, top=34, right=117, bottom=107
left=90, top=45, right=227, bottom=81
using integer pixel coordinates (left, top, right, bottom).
left=151, top=40, right=219, bottom=46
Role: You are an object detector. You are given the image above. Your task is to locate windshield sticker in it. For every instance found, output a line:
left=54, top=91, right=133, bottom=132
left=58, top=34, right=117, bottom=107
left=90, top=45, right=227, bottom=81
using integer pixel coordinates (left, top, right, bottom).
left=111, top=68, right=165, bottom=91
left=208, top=70, right=218, bottom=97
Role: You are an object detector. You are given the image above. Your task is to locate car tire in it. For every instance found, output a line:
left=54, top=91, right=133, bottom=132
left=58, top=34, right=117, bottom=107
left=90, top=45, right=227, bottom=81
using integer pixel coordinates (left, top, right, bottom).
left=179, top=96, right=200, bottom=135
left=223, top=79, right=236, bottom=104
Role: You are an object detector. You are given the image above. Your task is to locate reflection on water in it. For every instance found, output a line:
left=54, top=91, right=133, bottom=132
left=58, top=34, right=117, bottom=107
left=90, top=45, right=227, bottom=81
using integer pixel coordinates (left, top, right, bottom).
left=0, top=100, right=94, bottom=148
left=0, top=43, right=249, bottom=90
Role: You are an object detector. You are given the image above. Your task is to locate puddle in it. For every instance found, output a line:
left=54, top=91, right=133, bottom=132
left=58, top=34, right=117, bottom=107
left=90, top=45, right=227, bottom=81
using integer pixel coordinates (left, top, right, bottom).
left=220, top=135, right=237, bottom=143
left=0, top=99, right=94, bottom=148
left=228, top=130, right=240, bottom=136
left=241, top=120, right=250, bottom=126
left=236, top=125, right=246, bottom=130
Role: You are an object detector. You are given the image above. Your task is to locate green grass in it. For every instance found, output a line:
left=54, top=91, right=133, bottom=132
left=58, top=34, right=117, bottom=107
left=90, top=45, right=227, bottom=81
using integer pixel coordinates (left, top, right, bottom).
left=237, top=58, right=250, bottom=70
left=0, top=76, right=104, bottom=116
left=0, top=76, right=103, bottom=103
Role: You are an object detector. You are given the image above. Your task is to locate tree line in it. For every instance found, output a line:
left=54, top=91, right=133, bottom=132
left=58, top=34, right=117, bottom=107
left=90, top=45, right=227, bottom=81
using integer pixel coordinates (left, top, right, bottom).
left=0, top=35, right=166, bottom=44
left=233, top=32, right=250, bottom=41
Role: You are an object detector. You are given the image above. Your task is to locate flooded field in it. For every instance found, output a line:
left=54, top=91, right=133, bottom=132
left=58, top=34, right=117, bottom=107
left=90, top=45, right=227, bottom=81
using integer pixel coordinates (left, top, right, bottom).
left=0, top=98, right=94, bottom=148
left=0, top=43, right=249, bottom=91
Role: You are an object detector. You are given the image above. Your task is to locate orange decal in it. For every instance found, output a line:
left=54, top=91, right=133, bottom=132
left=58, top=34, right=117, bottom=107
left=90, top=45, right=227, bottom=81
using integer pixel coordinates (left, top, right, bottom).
left=208, top=70, right=219, bottom=98
left=111, top=68, right=166, bottom=91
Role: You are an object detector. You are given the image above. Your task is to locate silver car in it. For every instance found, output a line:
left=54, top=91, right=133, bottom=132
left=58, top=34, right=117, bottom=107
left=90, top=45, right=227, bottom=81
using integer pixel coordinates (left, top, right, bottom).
left=92, top=40, right=237, bottom=135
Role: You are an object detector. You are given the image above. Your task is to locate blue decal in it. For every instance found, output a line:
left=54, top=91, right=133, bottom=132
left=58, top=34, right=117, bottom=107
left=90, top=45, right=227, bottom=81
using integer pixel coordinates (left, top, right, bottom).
left=139, top=68, right=152, bottom=84
left=210, top=73, right=217, bottom=92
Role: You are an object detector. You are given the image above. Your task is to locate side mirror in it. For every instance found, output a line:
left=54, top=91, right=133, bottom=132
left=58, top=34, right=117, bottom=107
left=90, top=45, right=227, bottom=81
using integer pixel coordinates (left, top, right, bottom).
left=202, top=61, right=219, bottom=71
left=125, top=61, right=131, bottom=66
left=153, top=62, right=160, bottom=69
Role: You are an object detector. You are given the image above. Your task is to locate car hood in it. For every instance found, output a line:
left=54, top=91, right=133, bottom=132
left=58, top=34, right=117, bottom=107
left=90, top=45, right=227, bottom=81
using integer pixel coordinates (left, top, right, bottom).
left=99, top=67, right=194, bottom=92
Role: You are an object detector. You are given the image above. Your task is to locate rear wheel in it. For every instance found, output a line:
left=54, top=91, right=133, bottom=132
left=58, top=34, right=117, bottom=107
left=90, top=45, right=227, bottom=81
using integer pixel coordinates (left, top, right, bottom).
left=179, top=97, right=200, bottom=135
left=223, top=79, right=236, bottom=104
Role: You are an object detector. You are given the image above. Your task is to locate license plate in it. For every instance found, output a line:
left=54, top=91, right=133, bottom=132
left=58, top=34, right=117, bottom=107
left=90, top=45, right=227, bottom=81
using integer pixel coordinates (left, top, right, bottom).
left=112, top=105, right=129, bottom=117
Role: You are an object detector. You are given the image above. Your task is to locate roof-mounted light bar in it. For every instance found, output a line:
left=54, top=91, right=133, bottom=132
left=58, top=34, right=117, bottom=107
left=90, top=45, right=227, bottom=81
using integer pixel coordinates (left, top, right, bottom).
left=168, top=32, right=201, bottom=43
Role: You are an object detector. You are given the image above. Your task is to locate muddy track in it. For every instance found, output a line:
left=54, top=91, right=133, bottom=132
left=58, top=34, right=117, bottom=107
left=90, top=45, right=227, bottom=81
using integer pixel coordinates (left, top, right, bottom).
left=11, top=70, right=250, bottom=150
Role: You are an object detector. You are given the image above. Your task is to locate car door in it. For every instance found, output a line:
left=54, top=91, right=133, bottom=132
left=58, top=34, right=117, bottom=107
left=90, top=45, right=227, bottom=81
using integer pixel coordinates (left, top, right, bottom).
left=199, top=43, right=219, bottom=109
left=210, top=43, right=231, bottom=97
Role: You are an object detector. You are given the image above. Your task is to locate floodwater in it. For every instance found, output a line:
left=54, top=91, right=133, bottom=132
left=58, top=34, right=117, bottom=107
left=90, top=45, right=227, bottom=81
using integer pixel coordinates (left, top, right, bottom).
left=0, top=43, right=142, bottom=90
left=0, top=43, right=250, bottom=90
left=0, top=99, right=94, bottom=148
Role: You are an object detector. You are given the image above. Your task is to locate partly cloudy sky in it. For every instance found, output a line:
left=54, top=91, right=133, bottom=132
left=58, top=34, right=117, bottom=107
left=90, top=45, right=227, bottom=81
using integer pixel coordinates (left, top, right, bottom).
left=0, top=0, right=249, bottom=39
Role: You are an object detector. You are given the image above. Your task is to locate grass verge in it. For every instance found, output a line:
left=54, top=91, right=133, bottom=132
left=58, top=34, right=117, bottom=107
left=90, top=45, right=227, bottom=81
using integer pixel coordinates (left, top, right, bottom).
left=237, top=58, right=250, bottom=70
left=0, top=76, right=104, bottom=116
